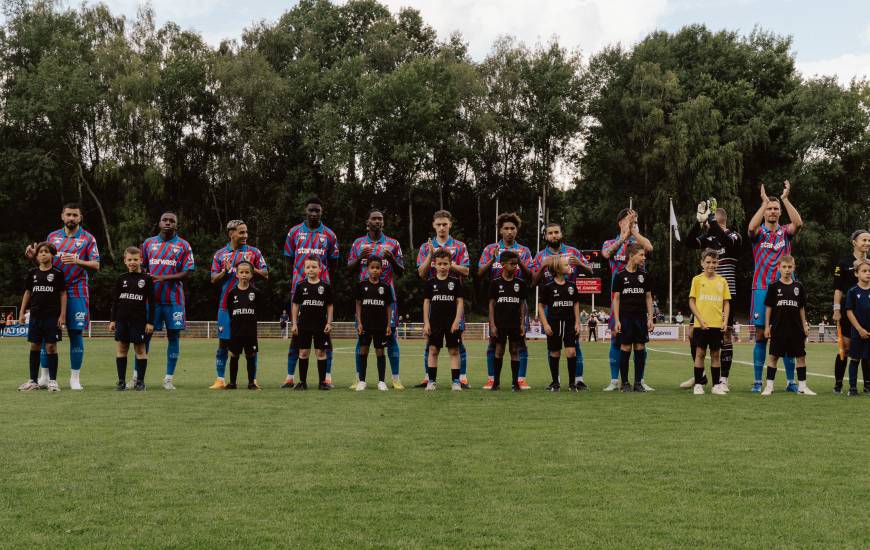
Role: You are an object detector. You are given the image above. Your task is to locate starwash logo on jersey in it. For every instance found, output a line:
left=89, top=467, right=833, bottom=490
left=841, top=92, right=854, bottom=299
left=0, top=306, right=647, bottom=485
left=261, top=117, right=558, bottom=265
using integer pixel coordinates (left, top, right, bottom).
left=296, top=232, right=329, bottom=256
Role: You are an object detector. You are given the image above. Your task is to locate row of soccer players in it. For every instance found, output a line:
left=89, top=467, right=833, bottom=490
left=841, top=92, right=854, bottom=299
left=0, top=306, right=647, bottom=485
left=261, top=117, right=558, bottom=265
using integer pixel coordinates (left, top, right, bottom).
left=17, top=201, right=634, bottom=392
left=19, top=182, right=865, bottom=393
left=23, top=232, right=870, bottom=394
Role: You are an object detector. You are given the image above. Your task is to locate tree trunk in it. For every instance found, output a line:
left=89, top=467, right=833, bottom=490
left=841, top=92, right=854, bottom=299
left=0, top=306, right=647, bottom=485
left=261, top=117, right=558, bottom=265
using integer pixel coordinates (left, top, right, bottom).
left=408, top=185, right=415, bottom=257
left=77, top=162, right=116, bottom=263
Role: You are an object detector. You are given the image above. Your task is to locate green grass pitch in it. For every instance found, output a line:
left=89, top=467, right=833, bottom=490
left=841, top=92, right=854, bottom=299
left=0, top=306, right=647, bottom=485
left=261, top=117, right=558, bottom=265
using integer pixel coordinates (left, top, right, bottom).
left=2, top=337, right=869, bottom=549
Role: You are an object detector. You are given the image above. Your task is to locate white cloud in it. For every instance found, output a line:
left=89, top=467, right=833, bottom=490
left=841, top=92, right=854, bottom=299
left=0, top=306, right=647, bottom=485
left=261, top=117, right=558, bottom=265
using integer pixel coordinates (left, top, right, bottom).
left=377, top=0, right=669, bottom=59
left=798, top=53, right=870, bottom=86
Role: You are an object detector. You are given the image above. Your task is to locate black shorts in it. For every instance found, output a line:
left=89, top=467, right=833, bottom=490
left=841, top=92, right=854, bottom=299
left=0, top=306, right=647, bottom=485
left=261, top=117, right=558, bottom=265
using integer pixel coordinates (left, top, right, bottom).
left=292, top=330, right=331, bottom=350
left=114, top=320, right=147, bottom=344
left=694, top=327, right=723, bottom=352
left=849, top=336, right=870, bottom=359
left=545, top=319, right=577, bottom=352
left=769, top=332, right=805, bottom=358
left=618, top=314, right=649, bottom=345
left=229, top=336, right=258, bottom=356
left=27, top=318, right=62, bottom=344
left=491, top=326, right=526, bottom=348
left=428, top=328, right=462, bottom=349
left=359, top=330, right=388, bottom=349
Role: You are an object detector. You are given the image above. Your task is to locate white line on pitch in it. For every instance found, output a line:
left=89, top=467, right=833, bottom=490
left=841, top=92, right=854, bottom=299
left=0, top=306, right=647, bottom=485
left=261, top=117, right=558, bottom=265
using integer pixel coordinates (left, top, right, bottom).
left=645, top=346, right=846, bottom=381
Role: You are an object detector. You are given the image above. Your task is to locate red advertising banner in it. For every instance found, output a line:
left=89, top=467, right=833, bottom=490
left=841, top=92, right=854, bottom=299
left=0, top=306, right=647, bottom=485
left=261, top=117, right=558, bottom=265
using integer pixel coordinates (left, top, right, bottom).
left=576, top=278, right=602, bottom=294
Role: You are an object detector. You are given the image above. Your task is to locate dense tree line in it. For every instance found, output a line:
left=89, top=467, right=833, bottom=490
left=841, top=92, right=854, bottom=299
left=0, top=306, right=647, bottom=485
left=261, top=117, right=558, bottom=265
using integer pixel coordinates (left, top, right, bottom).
left=1, top=0, right=867, bottom=322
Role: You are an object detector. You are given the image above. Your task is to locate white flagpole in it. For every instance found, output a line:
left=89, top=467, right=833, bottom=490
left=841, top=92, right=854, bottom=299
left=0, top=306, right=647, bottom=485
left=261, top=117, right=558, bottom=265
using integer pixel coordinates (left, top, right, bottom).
left=669, top=198, right=673, bottom=323
left=495, top=198, right=499, bottom=242
left=535, top=196, right=542, bottom=315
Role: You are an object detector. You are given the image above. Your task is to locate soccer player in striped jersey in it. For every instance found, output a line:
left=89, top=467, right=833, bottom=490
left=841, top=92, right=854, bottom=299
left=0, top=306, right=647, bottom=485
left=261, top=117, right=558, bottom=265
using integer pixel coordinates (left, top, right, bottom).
left=209, top=219, right=269, bottom=389
left=531, top=222, right=592, bottom=389
left=25, top=203, right=100, bottom=390
left=747, top=181, right=802, bottom=392
left=681, top=202, right=742, bottom=389
left=416, top=210, right=470, bottom=388
left=133, top=212, right=195, bottom=390
left=282, top=197, right=339, bottom=388
left=347, top=208, right=405, bottom=390
left=478, top=212, right=533, bottom=390
left=601, top=209, right=654, bottom=391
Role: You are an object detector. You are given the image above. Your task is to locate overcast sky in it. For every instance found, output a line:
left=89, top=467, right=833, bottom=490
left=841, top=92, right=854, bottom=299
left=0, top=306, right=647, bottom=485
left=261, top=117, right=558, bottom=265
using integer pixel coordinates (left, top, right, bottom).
left=61, top=1, right=870, bottom=85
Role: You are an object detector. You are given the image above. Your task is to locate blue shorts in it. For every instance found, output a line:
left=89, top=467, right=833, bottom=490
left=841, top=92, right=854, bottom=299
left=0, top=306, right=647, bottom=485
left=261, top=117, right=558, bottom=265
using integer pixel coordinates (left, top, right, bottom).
left=67, top=297, right=89, bottom=331
left=28, top=318, right=62, bottom=344
left=152, top=304, right=186, bottom=331
left=751, top=289, right=767, bottom=326
left=217, top=309, right=231, bottom=341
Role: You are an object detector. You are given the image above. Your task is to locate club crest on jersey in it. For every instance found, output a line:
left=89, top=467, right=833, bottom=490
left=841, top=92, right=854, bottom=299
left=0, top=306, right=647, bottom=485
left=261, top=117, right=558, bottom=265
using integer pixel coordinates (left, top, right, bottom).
left=298, top=233, right=307, bottom=241
left=317, top=286, right=324, bottom=295
left=794, top=287, right=799, bottom=296
left=448, top=281, right=455, bottom=291
left=151, top=245, right=160, bottom=251
left=568, top=286, right=575, bottom=295
left=137, top=279, right=145, bottom=288
left=47, top=273, right=54, bottom=282
left=514, top=283, right=520, bottom=292
left=378, top=286, right=384, bottom=295
left=249, top=292, right=255, bottom=301
left=638, top=274, right=644, bottom=283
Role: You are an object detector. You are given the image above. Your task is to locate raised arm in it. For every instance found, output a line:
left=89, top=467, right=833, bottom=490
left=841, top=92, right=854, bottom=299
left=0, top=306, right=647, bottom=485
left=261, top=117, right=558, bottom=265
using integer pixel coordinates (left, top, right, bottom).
left=747, top=184, right=768, bottom=235
left=780, top=180, right=802, bottom=232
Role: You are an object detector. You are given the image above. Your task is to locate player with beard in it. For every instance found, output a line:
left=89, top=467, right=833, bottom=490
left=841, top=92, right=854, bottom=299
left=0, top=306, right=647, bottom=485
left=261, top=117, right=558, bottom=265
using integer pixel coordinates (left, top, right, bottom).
left=282, top=197, right=339, bottom=388
left=747, top=182, right=802, bottom=392
left=25, top=203, right=100, bottom=390
left=601, top=209, right=654, bottom=391
left=532, top=223, right=593, bottom=389
left=347, top=208, right=406, bottom=390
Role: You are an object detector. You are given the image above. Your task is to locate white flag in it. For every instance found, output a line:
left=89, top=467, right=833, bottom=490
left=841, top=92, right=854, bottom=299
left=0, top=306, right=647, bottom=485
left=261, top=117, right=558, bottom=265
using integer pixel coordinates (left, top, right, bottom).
left=669, top=200, right=681, bottom=242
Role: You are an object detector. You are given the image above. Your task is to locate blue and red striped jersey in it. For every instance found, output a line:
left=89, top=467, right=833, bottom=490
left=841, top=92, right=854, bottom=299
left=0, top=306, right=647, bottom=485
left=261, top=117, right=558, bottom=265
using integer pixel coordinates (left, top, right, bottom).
left=141, top=235, right=195, bottom=306
left=479, top=240, right=533, bottom=281
left=532, top=244, right=590, bottom=284
left=416, top=237, right=470, bottom=281
left=601, top=236, right=638, bottom=286
left=283, top=222, right=339, bottom=291
left=47, top=227, right=100, bottom=298
left=751, top=224, right=795, bottom=290
left=347, top=233, right=404, bottom=287
left=210, top=244, right=268, bottom=310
